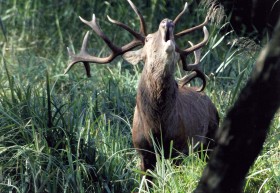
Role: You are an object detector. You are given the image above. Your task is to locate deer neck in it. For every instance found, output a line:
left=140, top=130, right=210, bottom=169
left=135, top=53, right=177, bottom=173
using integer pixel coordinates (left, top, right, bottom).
left=136, top=61, right=178, bottom=127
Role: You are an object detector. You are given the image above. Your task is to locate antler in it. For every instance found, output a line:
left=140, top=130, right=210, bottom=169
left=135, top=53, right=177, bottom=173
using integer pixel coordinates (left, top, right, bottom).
left=173, top=2, right=209, bottom=70
left=175, top=16, right=209, bottom=38
left=64, top=0, right=146, bottom=77
left=173, top=2, right=209, bottom=91
left=176, top=27, right=209, bottom=56
left=178, top=42, right=206, bottom=92
left=173, top=2, right=209, bottom=39
left=173, top=2, right=189, bottom=26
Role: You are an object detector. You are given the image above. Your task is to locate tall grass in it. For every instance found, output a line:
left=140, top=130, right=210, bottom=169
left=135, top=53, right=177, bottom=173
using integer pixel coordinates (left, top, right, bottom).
left=0, top=0, right=279, bottom=192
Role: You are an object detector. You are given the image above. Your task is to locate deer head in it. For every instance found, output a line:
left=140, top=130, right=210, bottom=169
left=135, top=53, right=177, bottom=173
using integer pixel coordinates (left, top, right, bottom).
left=123, top=18, right=178, bottom=76
left=64, top=0, right=209, bottom=90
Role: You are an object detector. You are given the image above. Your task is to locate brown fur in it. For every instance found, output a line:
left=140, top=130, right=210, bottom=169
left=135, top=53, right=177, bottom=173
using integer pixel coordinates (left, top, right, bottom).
left=132, top=70, right=219, bottom=172
left=123, top=19, right=219, bottom=177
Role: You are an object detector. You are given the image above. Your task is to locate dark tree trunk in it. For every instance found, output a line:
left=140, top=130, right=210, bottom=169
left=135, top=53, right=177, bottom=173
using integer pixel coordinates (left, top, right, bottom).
left=194, top=16, right=280, bottom=193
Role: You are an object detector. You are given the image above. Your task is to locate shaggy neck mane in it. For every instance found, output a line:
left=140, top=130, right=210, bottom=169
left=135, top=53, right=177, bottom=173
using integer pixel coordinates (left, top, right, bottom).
left=136, top=66, right=178, bottom=132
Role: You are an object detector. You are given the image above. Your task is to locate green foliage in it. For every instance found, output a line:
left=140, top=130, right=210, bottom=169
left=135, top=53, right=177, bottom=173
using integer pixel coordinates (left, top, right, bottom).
left=0, top=0, right=279, bottom=192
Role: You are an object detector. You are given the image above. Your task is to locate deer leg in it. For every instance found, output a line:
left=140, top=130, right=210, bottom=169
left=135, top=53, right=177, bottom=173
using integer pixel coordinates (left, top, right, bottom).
left=139, top=150, right=156, bottom=185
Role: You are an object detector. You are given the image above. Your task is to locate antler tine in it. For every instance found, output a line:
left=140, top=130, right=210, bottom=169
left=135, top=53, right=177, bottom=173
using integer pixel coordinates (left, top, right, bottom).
left=106, top=0, right=147, bottom=44
left=173, top=2, right=188, bottom=25
left=175, top=16, right=209, bottom=38
left=185, top=41, right=201, bottom=71
left=107, top=15, right=145, bottom=42
left=127, top=0, right=147, bottom=36
left=184, top=26, right=209, bottom=53
left=178, top=70, right=206, bottom=92
left=180, top=41, right=202, bottom=71
left=64, top=32, right=92, bottom=77
left=80, top=14, right=120, bottom=52
left=176, top=26, right=209, bottom=56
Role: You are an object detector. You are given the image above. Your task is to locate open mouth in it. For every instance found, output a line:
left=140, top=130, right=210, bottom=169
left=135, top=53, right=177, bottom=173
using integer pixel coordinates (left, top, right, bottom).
left=160, top=19, right=174, bottom=43
left=164, top=21, right=174, bottom=42
left=165, top=28, right=171, bottom=42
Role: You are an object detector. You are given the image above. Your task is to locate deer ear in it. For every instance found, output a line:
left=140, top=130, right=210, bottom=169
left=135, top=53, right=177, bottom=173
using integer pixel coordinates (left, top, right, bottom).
left=122, top=49, right=143, bottom=65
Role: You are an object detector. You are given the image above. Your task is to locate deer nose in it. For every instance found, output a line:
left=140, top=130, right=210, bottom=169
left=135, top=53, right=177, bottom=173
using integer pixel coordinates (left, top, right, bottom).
left=161, top=19, right=174, bottom=29
left=166, top=20, right=174, bottom=28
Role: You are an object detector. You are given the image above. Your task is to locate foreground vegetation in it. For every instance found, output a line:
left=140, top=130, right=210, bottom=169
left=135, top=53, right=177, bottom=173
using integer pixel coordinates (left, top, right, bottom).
left=0, top=0, right=279, bottom=192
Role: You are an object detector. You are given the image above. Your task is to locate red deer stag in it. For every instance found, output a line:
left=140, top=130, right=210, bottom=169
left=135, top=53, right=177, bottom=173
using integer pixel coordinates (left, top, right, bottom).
left=64, top=0, right=219, bottom=182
